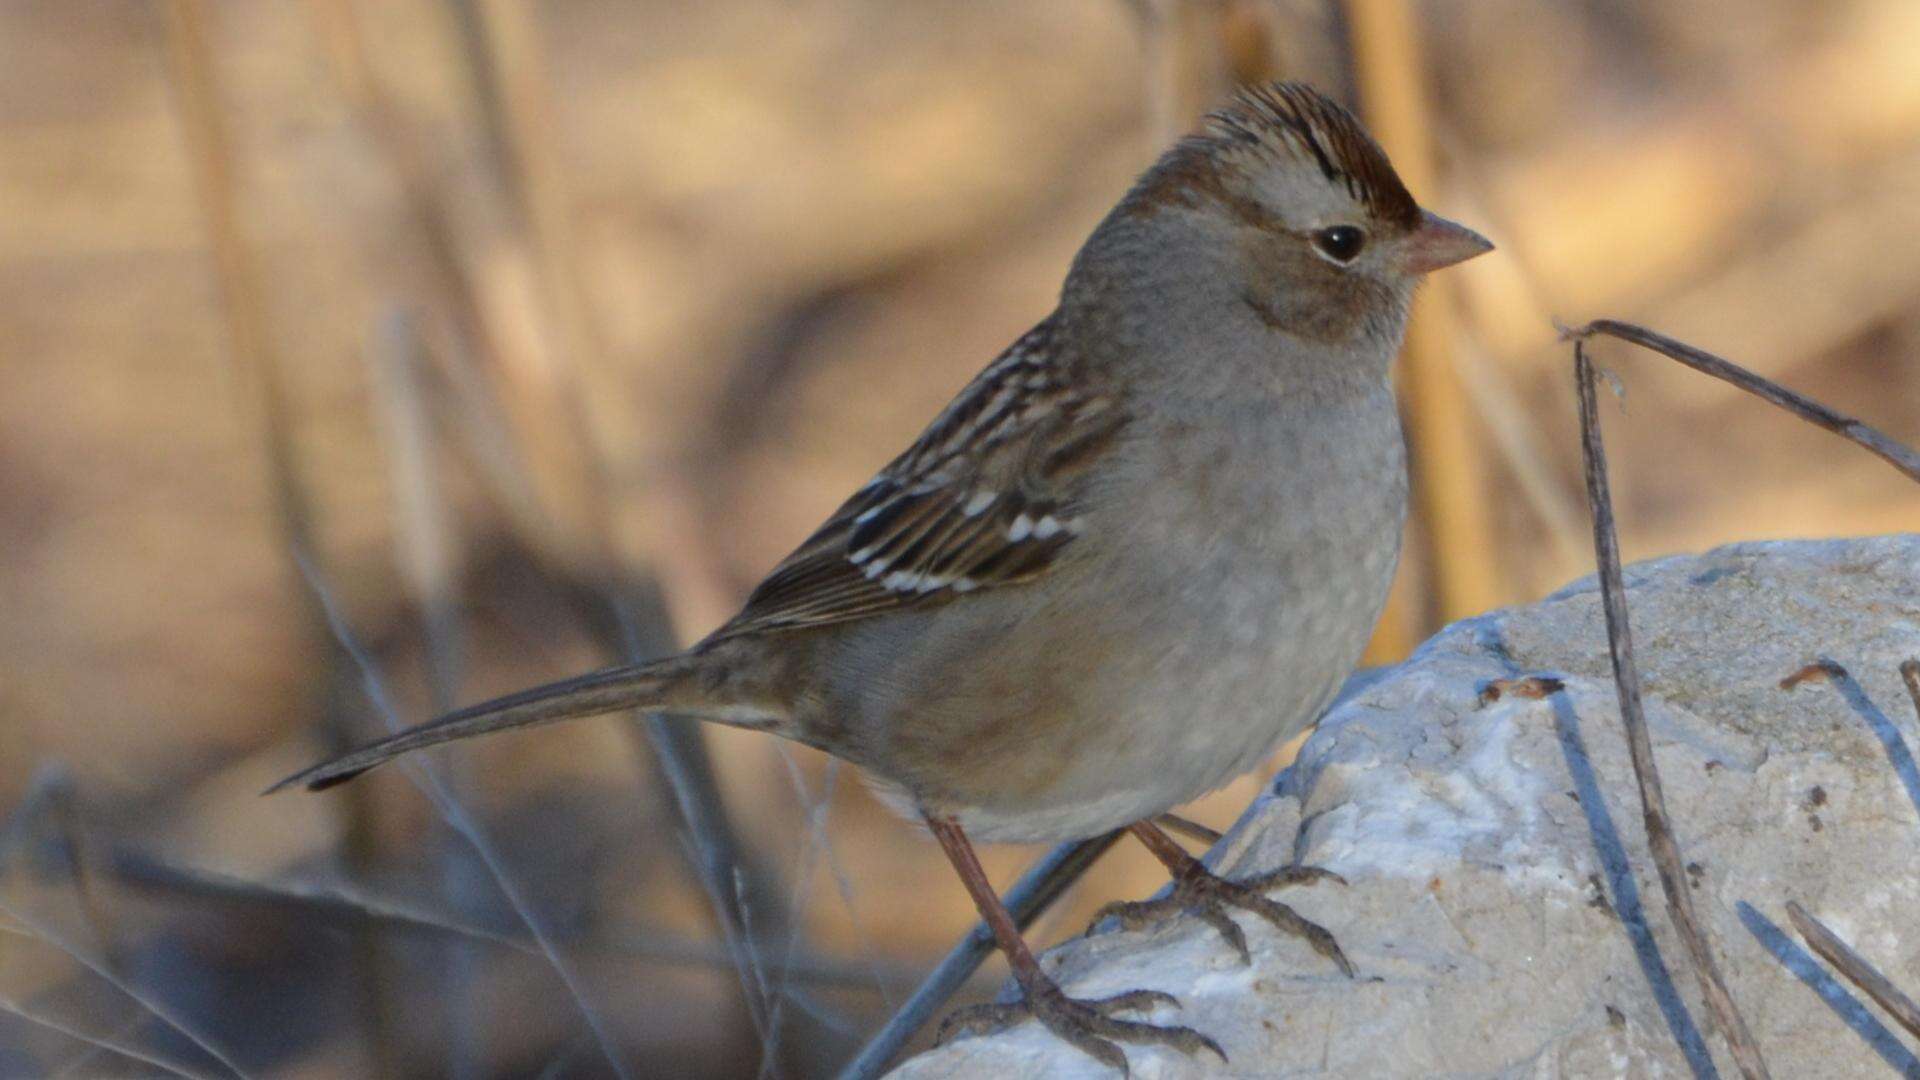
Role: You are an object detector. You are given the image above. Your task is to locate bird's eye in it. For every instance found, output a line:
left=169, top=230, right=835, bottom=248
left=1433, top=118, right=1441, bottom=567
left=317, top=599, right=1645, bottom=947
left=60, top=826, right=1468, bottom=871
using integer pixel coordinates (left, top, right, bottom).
left=1311, top=225, right=1367, bottom=264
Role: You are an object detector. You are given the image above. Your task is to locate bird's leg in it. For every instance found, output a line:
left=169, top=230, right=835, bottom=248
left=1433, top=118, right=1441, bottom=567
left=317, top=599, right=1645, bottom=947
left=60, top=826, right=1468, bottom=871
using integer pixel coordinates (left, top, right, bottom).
left=926, top=816, right=1226, bottom=1074
left=1091, top=820, right=1354, bottom=975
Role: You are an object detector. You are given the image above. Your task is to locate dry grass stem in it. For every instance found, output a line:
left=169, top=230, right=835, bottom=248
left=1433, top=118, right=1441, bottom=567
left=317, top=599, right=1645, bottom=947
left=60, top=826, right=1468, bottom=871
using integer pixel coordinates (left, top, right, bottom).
left=1785, top=900, right=1920, bottom=1043
left=1155, top=812, right=1225, bottom=846
left=159, top=3, right=401, bottom=1066
left=370, top=312, right=466, bottom=704
left=1347, top=0, right=1501, bottom=629
left=1565, top=319, right=1920, bottom=1076
left=368, top=307, right=483, bottom=1080
left=303, top=0, right=593, bottom=562
left=0, top=897, right=251, bottom=1079
left=88, top=840, right=909, bottom=987
left=304, top=0, right=787, bottom=1047
left=1568, top=320, right=1920, bottom=484
left=450, top=3, right=790, bottom=1020
left=162, top=0, right=310, bottom=560
left=1572, top=339, right=1771, bottom=1079
left=1449, top=335, right=1590, bottom=568
left=0, top=996, right=214, bottom=1080
left=295, top=551, right=636, bottom=1080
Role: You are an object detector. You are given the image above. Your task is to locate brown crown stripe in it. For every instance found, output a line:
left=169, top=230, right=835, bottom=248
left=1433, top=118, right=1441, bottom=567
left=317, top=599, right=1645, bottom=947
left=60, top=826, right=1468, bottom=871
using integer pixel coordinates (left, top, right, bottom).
left=1126, top=81, right=1420, bottom=230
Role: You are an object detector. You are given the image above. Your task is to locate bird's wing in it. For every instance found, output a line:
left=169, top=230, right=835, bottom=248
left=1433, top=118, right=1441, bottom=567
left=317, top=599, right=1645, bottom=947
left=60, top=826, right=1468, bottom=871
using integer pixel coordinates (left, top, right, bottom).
left=712, top=316, right=1127, bottom=640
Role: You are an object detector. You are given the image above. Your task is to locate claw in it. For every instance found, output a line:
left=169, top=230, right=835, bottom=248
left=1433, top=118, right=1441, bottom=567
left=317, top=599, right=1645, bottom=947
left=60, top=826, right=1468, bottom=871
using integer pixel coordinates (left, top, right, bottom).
left=937, top=980, right=1226, bottom=1075
left=1090, top=862, right=1355, bottom=976
left=1243, top=864, right=1347, bottom=890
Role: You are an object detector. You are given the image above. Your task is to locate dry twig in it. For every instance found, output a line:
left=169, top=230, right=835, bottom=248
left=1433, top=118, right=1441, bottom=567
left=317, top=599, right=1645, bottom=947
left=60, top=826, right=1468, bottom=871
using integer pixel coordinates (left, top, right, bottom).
left=440, top=6, right=790, bottom=1027
left=75, top=841, right=912, bottom=989
left=0, top=895, right=250, bottom=1079
left=159, top=4, right=400, bottom=1066
left=1565, top=316, right=1920, bottom=1075
left=0, top=995, right=214, bottom=1080
left=1568, top=321, right=1920, bottom=484
left=299, top=0, right=786, bottom=1051
left=1572, top=339, right=1772, bottom=1079
left=368, top=309, right=488, bottom=1078
left=296, top=551, right=636, bottom=1079
left=1785, top=901, right=1920, bottom=1043
left=1155, top=812, right=1225, bottom=846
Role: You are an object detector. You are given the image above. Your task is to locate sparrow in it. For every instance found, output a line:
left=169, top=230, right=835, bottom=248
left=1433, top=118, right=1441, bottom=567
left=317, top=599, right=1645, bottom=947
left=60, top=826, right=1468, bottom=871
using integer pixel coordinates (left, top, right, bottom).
left=273, top=81, right=1491, bottom=1074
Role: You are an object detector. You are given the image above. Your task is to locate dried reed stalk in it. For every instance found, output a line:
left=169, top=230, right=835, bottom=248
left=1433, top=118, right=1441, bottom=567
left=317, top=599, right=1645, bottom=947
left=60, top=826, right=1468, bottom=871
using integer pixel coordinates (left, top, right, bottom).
left=159, top=3, right=399, bottom=1070
left=1347, top=0, right=1502, bottom=635
left=1786, top=900, right=1920, bottom=1043
left=442, top=0, right=791, bottom=1049
left=1572, top=340, right=1770, bottom=1078
left=1559, top=314, right=1920, bottom=1078
left=1571, top=321, right=1920, bottom=482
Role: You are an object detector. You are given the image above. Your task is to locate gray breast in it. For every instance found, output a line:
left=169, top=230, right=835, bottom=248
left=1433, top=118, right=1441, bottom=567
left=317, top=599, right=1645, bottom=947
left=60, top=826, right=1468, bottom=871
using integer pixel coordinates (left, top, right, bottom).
left=1087, top=381, right=1407, bottom=760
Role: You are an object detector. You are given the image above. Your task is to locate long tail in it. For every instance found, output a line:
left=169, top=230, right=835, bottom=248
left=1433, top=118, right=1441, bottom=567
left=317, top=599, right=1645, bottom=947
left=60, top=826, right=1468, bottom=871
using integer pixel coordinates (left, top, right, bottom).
left=267, top=652, right=712, bottom=794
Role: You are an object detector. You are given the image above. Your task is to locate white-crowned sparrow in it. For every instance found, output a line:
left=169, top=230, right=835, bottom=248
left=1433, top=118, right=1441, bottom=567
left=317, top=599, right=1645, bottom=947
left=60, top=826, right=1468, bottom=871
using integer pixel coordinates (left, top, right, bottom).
left=275, top=81, right=1491, bottom=1072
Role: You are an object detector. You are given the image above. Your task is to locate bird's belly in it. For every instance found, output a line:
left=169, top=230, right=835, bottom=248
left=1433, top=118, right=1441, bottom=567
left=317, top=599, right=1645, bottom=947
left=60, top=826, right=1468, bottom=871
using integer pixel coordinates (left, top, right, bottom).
left=844, top=394, right=1407, bottom=843
left=941, top=551, right=1388, bottom=842
left=919, top=488, right=1399, bottom=842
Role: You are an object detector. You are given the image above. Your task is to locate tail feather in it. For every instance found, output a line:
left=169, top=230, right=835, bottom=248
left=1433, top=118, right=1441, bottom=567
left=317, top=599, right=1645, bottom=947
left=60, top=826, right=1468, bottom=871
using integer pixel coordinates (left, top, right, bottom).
left=267, top=653, right=705, bottom=794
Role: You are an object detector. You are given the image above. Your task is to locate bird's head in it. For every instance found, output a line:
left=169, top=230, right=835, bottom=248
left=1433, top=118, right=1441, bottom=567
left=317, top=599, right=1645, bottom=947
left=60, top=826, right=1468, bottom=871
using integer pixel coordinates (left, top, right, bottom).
left=1070, top=82, right=1490, bottom=353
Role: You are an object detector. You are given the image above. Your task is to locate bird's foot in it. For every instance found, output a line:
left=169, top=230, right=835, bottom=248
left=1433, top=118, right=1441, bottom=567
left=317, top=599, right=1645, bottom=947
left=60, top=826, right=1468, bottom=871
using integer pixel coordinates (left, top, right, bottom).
left=937, top=980, right=1224, bottom=1076
left=1090, top=862, right=1354, bottom=975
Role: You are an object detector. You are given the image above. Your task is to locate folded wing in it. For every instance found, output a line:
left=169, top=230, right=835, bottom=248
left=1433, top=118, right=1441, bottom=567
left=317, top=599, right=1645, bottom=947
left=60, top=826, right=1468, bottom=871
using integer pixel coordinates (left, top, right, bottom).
left=713, top=316, right=1127, bottom=640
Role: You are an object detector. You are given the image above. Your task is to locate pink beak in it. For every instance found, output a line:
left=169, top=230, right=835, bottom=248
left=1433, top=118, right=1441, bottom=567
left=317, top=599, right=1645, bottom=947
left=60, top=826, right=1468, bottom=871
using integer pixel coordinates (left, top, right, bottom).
left=1399, top=210, right=1494, bottom=274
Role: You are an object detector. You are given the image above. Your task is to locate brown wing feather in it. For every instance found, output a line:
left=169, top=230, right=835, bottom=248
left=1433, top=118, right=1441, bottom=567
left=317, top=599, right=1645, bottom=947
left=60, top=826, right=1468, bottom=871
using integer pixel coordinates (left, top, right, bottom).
left=710, top=316, right=1126, bottom=641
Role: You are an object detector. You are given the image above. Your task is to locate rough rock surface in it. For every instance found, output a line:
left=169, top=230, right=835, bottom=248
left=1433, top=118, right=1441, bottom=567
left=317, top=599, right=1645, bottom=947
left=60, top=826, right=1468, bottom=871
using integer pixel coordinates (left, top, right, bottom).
left=893, top=535, right=1920, bottom=1078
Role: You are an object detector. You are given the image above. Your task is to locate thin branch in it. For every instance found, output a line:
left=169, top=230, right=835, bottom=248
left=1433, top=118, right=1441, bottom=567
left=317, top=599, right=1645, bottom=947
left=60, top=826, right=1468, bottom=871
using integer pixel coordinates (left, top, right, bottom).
left=0, top=996, right=213, bottom=1080
left=1155, top=813, right=1224, bottom=846
left=760, top=751, right=897, bottom=1076
left=369, top=311, right=466, bottom=709
left=0, top=768, right=124, bottom=982
left=295, top=552, right=636, bottom=1080
left=0, top=899, right=253, bottom=1080
left=783, top=753, right=896, bottom=1005
left=109, top=847, right=525, bottom=946
left=837, top=830, right=1126, bottom=1080
left=617, top=605, right=779, bottom=1042
left=0, top=774, right=199, bottom=1079
left=45, top=1010, right=161, bottom=1080
left=1786, top=901, right=1920, bottom=1043
left=757, top=756, right=837, bottom=1076
left=303, top=0, right=783, bottom=1048
left=448, top=0, right=788, bottom=1040
left=87, top=841, right=913, bottom=987
left=1567, top=320, right=1920, bottom=484
left=301, top=0, right=587, bottom=562
left=158, top=5, right=399, bottom=1066
left=369, top=307, right=484, bottom=1079
left=1572, top=340, right=1771, bottom=1079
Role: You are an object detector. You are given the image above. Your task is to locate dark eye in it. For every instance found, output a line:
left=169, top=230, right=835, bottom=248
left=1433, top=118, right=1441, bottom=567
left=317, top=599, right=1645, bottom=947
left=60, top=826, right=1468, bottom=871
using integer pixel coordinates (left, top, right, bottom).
left=1311, top=225, right=1366, bottom=263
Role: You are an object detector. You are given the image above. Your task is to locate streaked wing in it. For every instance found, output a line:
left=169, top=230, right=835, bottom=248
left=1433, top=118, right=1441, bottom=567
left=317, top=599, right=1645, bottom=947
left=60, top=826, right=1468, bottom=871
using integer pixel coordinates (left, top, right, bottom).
left=712, top=316, right=1125, bottom=640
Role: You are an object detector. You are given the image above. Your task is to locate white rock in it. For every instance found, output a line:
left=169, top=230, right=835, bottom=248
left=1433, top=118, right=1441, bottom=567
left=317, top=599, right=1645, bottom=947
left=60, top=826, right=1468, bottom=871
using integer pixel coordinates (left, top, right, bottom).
left=892, top=535, right=1920, bottom=1078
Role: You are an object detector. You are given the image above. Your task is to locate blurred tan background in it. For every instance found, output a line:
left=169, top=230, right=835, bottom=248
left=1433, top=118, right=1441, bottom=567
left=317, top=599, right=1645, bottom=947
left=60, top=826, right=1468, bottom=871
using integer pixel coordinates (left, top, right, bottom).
left=3, top=0, right=1919, bottom=1076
